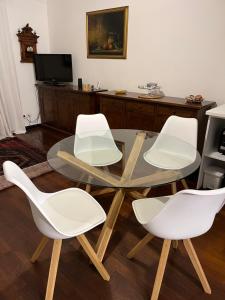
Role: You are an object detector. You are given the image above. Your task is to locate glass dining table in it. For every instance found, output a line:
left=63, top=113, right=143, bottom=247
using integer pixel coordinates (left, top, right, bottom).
left=48, top=129, right=201, bottom=262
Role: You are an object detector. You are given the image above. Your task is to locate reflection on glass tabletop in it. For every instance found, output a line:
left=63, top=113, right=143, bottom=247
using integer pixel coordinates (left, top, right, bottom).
left=47, top=129, right=201, bottom=188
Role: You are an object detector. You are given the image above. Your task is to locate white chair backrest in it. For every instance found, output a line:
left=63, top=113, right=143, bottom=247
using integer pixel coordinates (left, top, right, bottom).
left=160, top=115, right=198, bottom=148
left=3, top=161, right=62, bottom=239
left=74, top=114, right=121, bottom=163
left=145, top=188, right=225, bottom=239
left=144, top=116, right=198, bottom=168
left=3, top=160, right=40, bottom=200
left=75, top=113, right=110, bottom=137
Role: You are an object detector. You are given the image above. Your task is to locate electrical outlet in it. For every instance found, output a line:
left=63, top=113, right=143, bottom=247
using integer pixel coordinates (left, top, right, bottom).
left=23, top=114, right=31, bottom=119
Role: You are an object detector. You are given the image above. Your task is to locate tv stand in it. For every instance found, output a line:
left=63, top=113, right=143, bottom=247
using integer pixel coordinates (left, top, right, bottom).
left=36, top=84, right=105, bottom=133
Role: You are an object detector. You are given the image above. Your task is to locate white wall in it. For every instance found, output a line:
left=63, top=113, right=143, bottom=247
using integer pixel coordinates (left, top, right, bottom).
left=6, top=0, right=49, bottom=125
left=47, top=0, right=225, bottom=105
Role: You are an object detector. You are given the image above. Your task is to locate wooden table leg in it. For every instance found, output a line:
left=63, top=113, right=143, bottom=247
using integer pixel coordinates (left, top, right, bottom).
left=95, top=189, right=126, bottom=262
left=91, top=188, right=116, bottom=197
left=95, top=132, right=146, bottom=262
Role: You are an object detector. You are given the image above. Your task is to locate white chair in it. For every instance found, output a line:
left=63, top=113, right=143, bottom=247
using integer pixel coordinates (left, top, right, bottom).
left=74, top=113, right=122, bottom=167
left=3, top=161, right=110, bottom=300
left=74, top=113, right=122, bottom=193
left=143, top=115, right=198, bottom=194
left=127, top=188, right=225, bottom=300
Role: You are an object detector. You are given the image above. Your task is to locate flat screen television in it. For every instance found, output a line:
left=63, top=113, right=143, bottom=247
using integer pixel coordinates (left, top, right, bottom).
left=33, top=54, right=73, bottom=84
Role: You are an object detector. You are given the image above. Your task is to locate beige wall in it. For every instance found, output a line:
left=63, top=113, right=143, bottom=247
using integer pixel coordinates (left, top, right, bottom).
left=47, top=0, right=225, bottom=104
left=6, top=0, right=49, bottom=125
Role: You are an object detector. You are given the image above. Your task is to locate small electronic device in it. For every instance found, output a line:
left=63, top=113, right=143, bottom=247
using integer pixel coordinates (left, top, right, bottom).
left=78, top=78, right=82, bottom=90
left=218, top=129, right=225, bottom=154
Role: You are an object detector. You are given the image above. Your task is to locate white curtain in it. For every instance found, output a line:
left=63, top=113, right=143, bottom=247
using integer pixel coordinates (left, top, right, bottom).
left=0, top=0, right=25, bottom=140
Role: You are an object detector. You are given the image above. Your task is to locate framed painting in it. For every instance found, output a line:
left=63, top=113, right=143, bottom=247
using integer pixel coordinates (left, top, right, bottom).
left=86, top=6, right=128, bottom=59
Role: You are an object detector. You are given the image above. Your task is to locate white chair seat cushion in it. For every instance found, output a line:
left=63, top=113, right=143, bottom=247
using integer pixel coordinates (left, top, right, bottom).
left=76, top=148, right=122, bottom=166
left=143, top=149, right=194, bottom=170
left=41, top=188, right=106, bottom=237
left=132, top=196, right=170, bottom=224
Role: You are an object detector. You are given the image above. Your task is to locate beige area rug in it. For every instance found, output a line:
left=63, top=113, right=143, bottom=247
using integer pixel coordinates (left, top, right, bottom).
left=0, top=161, right=52, bottom=191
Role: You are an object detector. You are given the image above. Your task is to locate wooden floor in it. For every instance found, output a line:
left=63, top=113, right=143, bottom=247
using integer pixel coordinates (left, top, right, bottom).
left=0, top=126, right=225, bottom=300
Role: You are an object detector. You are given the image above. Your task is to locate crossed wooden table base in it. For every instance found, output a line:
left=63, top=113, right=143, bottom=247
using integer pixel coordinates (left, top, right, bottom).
left=57, top=132, right=179, bottom=263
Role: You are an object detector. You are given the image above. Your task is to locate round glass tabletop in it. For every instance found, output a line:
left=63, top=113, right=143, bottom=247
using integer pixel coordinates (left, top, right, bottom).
left=47, top=129, right=201, bottom=188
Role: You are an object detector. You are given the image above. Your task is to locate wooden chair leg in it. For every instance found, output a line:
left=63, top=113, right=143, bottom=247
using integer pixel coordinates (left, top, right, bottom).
left=142, top=187, right=151, bottom=197
left=75, top=172, right=85, bottom=188
left=127, top=233, right=154, bottom=259
left=31, top=236, right=49, bottom=263
left=172, top=240, right=178, bottom=249
left=85, top=175, right=93, bottom=193
left=151, top=239, right=171, bottom=300
left=181, top=179, right=189, bottom=189
left=183, top=239, right=211, bottom=294
left=130, top=187, right=151, bottom=199
left=103, top=165, right=110, bottom=173
left=171, top=182, right=177, bottom=194
left=85, top=183, right=91, bottom=193
left=77, top=234, right=110, bottom=281
left=128, top=190, right=146, bottom=200
left=45, top=239, right=62, bottom=300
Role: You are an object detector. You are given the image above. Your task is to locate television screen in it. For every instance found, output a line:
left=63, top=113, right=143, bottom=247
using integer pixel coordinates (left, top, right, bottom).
left=33, top=54, right=73, bottom=83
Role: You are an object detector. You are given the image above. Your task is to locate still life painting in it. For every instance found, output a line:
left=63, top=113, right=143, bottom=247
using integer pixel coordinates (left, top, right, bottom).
left=86, top=6, right=128, bottom=59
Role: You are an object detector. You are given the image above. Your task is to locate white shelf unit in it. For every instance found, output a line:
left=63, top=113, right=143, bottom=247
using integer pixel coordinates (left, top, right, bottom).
left=205, top=151, right=225, bottom=162
left=197, top=104, right=225, bottom=189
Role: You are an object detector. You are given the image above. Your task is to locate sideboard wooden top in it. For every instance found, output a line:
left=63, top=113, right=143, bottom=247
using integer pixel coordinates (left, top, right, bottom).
left=36, top=83, right=106, bottom=95
left=98, top=91, right=215, bottom=109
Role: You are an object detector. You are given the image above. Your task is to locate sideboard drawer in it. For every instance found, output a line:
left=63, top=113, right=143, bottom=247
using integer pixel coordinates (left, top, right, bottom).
left=175, top=107, right=197, bottom=118
left=126, top=101, right=155, bottom=113
left=126, top=101, right=155, bottom=130
left=157, top=105, right=176, bottom=116
left=100, top=98, right=126, bottom=128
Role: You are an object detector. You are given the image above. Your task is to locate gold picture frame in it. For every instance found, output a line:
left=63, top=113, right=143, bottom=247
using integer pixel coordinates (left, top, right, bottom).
left=86, top=6, right=128, bottom=59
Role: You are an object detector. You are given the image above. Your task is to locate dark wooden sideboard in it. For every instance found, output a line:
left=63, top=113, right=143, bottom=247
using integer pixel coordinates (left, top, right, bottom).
left=36, top=84, right=102, bottom=133
left=98, top=91, right=216, bottom=152
left=37, top=85, right=216, bottom=152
